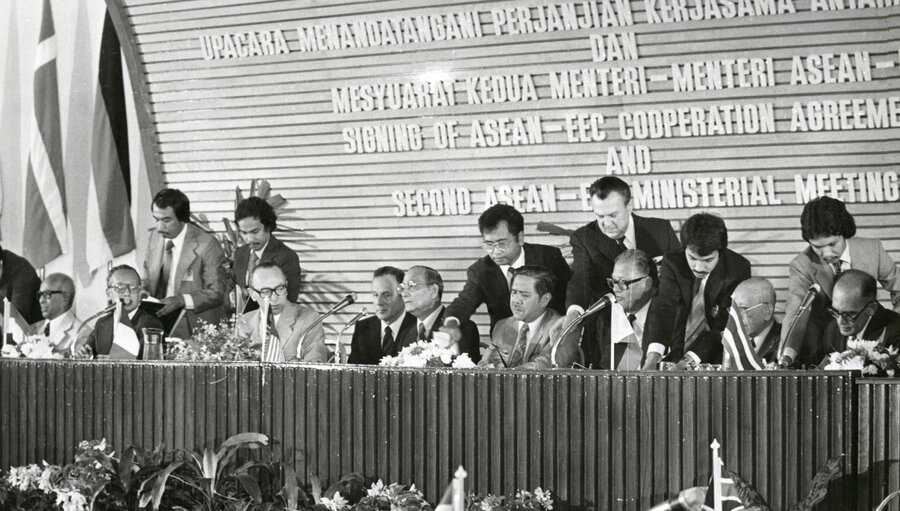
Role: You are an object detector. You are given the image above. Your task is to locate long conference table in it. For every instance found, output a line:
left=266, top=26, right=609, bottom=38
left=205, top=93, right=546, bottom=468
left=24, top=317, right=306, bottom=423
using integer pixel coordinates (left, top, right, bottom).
left=0, top=360, right=897, bottom=510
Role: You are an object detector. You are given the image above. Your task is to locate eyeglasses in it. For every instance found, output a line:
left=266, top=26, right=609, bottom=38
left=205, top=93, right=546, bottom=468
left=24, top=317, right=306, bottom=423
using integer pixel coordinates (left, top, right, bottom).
left=36, top=290, right=65, bottom=300
left=606, top=276, right=647, bottom=291
left=251, top=284, right=288, bottom=298
left=397, top=280, right=429, bottom=293
left=733, top=302, right=769, bottom=313
left=108, top=284, right=141, bottom=294
left=826, top=301, right=874, bottom=323
left=482, top=238, right=515, bottom=252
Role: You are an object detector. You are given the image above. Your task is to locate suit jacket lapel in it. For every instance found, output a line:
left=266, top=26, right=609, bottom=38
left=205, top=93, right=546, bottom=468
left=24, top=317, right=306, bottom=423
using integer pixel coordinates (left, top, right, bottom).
left=276, top=303, right=299, bottom=347
left=523, top=312, right=554, bottom=360
left=705, top=252, right=727, bottom=310
left=174, top=227, right=199, bottom=285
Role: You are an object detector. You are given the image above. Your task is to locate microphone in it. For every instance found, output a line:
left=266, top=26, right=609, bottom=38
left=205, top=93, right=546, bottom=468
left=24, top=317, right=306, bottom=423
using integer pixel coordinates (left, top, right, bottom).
left=297, top=294, right=359, bottom=351
left=328, top=294, right=357, bottom=314
left=552, top=294, right=616, bottom=368
left=778, top=283, right=823, bottom=367
left=341, top=308, right=369, bottom=332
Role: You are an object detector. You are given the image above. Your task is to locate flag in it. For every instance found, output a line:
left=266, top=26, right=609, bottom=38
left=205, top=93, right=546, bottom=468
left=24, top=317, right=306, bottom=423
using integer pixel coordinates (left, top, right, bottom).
left=85, top=10, right=135, bottom=271
left=23, top=0, right=67, bottom=268
left=721, top=306, right=764, bottom=371
left=2, top=298, right=31, bottom=344
left=701, top=474, right=745, bottom=511
left=434, top=466, right=467, bottom=511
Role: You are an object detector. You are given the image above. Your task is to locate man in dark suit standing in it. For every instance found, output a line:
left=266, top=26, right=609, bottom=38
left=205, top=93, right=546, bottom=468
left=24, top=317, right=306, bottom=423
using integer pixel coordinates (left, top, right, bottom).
left=84, top=265, right=164, bottom=359
left=442, top=204, right=570, bottom=338
left=821, top=270, right=900, bottom=358
left=143, top=189, right=227, bottom=338
left=558, top=176, right=680, bottom=355
left=348, top=266, right=417, bottom=365
left=588, top=249, right=664, bottom=370
left=730, top=278, right=781, bottom=366
left=645, top=213, right=751, bottom=367
left=0, top=243, right=42, bottom=325
left=232, top=197, right=302, bottom=306
left=400, top=265, right=480, bottom=362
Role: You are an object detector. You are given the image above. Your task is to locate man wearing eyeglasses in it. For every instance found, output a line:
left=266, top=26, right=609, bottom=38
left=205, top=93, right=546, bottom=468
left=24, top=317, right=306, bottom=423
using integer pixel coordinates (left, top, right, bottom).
left=29, top=273, right=82, bottom=353
left=237, top=262, right=329, bottom=362
left=0, top=243, right=42, bottom=326
left=442, top=204, right=570, bottom=342
left=400, top=265, right=481, bottom=361
left=587, top=250, right=662, bottom=370
left=83, top=265, right=164, bottom=359
left=730, top=278, right=780, bottom=365
left=821, top=270, right=900, bottom=358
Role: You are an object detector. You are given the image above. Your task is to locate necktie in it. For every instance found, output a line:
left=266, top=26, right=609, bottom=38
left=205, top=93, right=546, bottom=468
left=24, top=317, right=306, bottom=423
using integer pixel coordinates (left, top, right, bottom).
left=417, top=322, right=427, bottom=341
left=261, top=308, right=283, bottom=362
left=246, top=251, right=258, bottom=286
left=155, top=240, right=175, bottom=299
left=44, top=323, right=50, bottom=336
left=506, top=267, right=516, bottom=290
left=830, top=260, right=843, bottom=278
left=684, top=278, right=708, bottom=351
left=627, top=313, right=637, bottom=325
left=382, top=326, right=394, bottom=354
left=616, top=237, right=627, bottom=253
left=507, top=324, right=529, bottom=367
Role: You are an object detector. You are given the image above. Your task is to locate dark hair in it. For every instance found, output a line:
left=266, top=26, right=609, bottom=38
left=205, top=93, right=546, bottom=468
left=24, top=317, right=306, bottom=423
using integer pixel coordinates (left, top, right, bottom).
left=589, top=176, right=631, bottom=203
left=44, top=273, right=76, bottom=309
left=373, top=266, right=405, bottom=284
left=800, top=196, right=856, bottom=241
left=510, top=265, right=556, bottom=297
left=152, top=189, right=190, bottom=222
left=478, top=204, right=524, bottom=236
left=250, top=261, right=284, bottom=283
left=614, top=249, right=658, bottom=285
left=408, top=265, right=444, bottom=300
left=235, top=197, right=277, bottom=232
left=107, top=264, right=141, bottom=288
left=835, top=269, right=877, bottom=302
left=681, top=213, right=728, bottom=256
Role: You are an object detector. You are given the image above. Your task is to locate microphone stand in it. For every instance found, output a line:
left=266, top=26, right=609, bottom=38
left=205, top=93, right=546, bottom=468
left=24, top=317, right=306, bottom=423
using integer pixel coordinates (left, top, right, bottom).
left=334, top=308, right=367, bottom=364
left=778, top=289, right=819, bottom=366
left=295, top=296, right=356, bottom=358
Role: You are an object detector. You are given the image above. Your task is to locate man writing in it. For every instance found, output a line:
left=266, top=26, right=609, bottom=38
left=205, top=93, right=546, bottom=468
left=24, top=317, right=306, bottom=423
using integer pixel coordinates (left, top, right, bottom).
left=29, top=273, right=82, bottom=353
left=821, top=270, right=900, bottom=358
left=479, top=266, right=572, bottom=369
left=349, top=266, right=417, bottom=364
left=237, top=262, right=328, bottom=362
left=143, top=188, right=227, bottom=337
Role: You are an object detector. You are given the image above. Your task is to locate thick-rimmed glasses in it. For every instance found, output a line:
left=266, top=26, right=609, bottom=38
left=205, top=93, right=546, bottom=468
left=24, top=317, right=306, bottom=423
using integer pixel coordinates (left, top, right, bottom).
left=482, top=238, right=515, bottom=252
left=36, top=290, right=65, bottom=300
left=606, top=276, right=647, bottom=291
left=251, top=284, right=288, bottom=298
left=826, top=301, right=874, bottom=323
left=107, top=284, right=141, bottom=294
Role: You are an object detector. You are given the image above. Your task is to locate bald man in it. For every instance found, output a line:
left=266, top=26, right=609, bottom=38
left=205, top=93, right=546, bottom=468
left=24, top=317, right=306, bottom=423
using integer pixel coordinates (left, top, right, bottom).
left=821, top=270, right=900, bottom=357
left=30, top=273, right=83, bottom=354
left=730, top=278, right=780, bottom=364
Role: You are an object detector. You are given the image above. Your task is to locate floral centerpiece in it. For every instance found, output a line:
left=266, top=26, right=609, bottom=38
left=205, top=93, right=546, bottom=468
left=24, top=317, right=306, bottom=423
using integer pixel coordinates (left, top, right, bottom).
left=1, top=336, right=64, bottom=360
left=166, top=319, right=259, bottom=361
left=467, top=488, right=553, bottom=511
left=823, top=339, right=900, bottom=376
left=379, top=341, right=476, bottom=369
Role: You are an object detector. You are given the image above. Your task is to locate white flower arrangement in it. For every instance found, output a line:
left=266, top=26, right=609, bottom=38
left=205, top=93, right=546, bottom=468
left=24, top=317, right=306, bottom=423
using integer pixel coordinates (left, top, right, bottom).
left=379, top=340, right=476, bottom=369
left=1, top=336, right=64, bottom=359
left=824, top=339, right=900, bottom=377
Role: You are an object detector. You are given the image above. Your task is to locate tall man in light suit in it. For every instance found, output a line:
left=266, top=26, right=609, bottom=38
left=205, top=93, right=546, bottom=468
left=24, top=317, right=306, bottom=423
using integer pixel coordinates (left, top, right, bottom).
left=781, top=196, right=900, bottom=367
left=560, top=176, right=680, bottom=352
left=143, top=189, right=227, bottom=338
left=479, top=266, right=571, bottom=369
left=30, top=273, right=82, bottom=354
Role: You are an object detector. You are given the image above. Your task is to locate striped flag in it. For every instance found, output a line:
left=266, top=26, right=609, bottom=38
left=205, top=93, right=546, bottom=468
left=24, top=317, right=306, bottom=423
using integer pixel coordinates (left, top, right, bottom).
left=721, top=306, right=764, bottom=371
left=702, top=439, right=745, bottom=511
left=85, top=10, right=135, bottom=271
left=23, top=0, right=67, bottom=268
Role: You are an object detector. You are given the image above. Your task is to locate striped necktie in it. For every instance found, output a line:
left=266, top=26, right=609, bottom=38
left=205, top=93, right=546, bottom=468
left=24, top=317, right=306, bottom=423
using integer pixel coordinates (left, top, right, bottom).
left=507, top=324, right=529, bottom=367
left=684, top=278, right=708, bottom=351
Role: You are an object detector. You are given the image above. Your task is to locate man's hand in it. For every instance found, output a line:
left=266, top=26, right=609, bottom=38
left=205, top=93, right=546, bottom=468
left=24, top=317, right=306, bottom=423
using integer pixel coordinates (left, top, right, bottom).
left=642, top=352, right=662, bottom=370
left=156, top=295, right=185, bottom=317
left=70, top=343, right=94, bottom=360
left=438, top=324, right=462, bottom=344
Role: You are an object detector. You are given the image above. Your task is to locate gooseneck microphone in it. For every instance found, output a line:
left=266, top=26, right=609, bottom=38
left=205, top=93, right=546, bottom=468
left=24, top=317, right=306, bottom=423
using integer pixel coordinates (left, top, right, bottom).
left=552, top=293, right=616, bottom=368
left=778, top=283, right=822, bottom=367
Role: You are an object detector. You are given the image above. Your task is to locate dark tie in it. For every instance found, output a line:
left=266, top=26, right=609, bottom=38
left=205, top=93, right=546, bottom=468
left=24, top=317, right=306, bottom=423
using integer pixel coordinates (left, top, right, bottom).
left=684, top=278, right=707, bottom=351
left=507, top=324, right=529, bottom=367
left=246, top=251, right=258, bottom=287
left=616, top=237, right=627, bottom=253
left=627, top=313, right=637, bottom=325
left=830, top=260, right=843, bottom=279
left=44, top=323, right=50, bottom=336
left=417, top=322, right=427, bottom=341
left=155, top=240, right=175, bottom=299
left=261, top=307, right=282, bottom=362
left=506, top=267, right=515, bottom=290
left=382, top=326, right=394, bottom=354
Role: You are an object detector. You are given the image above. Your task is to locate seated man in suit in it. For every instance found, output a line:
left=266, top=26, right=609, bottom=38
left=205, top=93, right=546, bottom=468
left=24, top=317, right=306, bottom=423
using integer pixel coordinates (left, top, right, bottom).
left=821, top=270, right=900, bottom=358
left=479, top=265, right=571, bottom=369
left=644, top=213, right=751, bottom=368
left=237, top=262, right=328, bottom=362
left=30, top=273, right=82, bottom=354
left=348, top=266, right=417, bottom=364
left=730, top=278, right=781, bottom=365
left=559, top=176, right=680, bottom=353
left=781, top=196, right=900, bottom=367
left=231, top=197, right=302, bottom=308
left=0, top=243, right=42, bottom=325
left=588, top=249, right=664, bottom=370
left=84, top=265, right=164, bottom=359
left=442, top=203, right=570, bottom=339
left=401, top=265, right=480, bottom=361
left=143, top=188, right=227, bottom=338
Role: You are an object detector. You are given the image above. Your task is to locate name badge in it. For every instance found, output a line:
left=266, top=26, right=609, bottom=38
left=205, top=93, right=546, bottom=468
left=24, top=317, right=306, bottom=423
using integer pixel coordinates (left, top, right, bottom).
left=182, top=269, right=194, bottom=282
